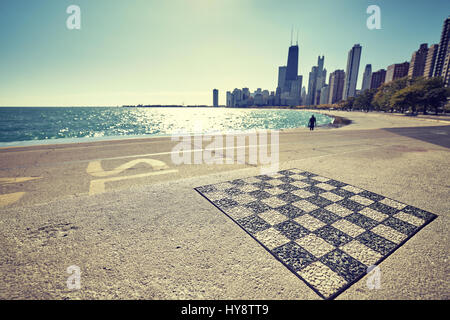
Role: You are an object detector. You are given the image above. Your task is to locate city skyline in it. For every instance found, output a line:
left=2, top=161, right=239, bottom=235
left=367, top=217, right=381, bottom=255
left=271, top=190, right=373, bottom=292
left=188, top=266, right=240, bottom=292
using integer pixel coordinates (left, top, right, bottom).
left=0, top=0, right=449, bottom=106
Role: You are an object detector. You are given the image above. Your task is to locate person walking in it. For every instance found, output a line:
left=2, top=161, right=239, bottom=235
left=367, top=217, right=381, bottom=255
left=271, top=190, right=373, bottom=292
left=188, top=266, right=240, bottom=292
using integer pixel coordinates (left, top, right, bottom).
left=308, top=115, right=317, bottom=131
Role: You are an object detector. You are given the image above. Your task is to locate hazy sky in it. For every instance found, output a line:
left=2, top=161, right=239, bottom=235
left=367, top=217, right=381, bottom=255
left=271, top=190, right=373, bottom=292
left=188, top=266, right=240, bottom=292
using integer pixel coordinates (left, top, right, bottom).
left=0, top=0, right=449, bottom=106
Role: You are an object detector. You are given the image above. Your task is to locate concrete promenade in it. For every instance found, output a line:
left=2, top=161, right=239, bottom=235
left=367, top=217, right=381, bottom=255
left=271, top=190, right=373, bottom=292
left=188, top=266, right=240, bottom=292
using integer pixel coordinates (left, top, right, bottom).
left=0, top=111, right=448, bottom=299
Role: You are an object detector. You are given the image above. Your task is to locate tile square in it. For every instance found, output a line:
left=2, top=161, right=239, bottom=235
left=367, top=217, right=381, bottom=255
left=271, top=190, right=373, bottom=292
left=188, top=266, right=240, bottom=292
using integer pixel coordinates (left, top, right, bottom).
left=345, top=212, right=378, bottom=229
left=272, top=241, right=316, bottom=271
left=315, top=183, right=337, bottom=191
left=295, top=234, right=335, bottom=258
left=324, top=203, right=353, bottom=217
left=294, top=214, right=326, bottom=232
left=278, top=183, right=300, bottom=192
left=236, top=214, right=271, bottom=234
left=290, top=174, right=309, bottom=181
left=277, top=192, right=302, bottom=203
left=275, top=204, right=306, bottom=219
left=224, top=187, right=245, bottom=197
left=358, top=190, right=385, bottom=201
left=341, top=185, right=364, bottom=194
left=279, top=176, right=296, bottom=184
left=320, top=192, right=344, bottom=203
left=205, top=191, right=229, bottom=201
left=254, top=174, right=273, bottom=181
left=252, top=181, right=275, bottom=189
left=261, top=196, right=288, bottom=209
left=229, top=179, right=246, bottom=186
left=369, top=202, right=399, bottom=215
left=340, top=240, right=383, bottom=266
left=325, top=179, right=348, bottom=188
left=254, top=227, right=290, bottom=250
left=274, top=220, right=310, bottom=240
left=314, top=225, right=353, bottom=247
left=264, top=187, right=286, bottom=196
left=350, top=195, right=374, bottom=206
left=356, top=231, right=397, bottom=255
left=248, top=190, right=272, bottom=200
left=291, top=189, right=315, bottom=199
left=330, top=188, right=355, bottom=199
left=393, top=211, right=425, bottom=227
left=237, top=184, right=260, bottom=193
left=278, top=170, right=297, bottom=176
left=213, top=197, right=239, bottom=209
left=311, top=176, right=330, bottom=182
left=304, top=185, right=328, bottom=194
left=245, top=201, right=272, bottom=214
left=298, top=262, right=347, bottom=299
left=337, top=199, right=366, bottom=212
left=401, top=206, right=436, bottom=221
left=266, top=179, right=285, bottom=187
left=225, top=205, right=255, bottom=220
left=241, top=176, right=261, bottom=184
left=358, top=207, right=388, bottom=223
left=319, top=249, right=367, bottom=283
left=370, top=224, right=407, bottom=244
left=382, top=217, right=417, bottom=236
left=258, top=210, right=289, bottom=226
left=332, top=219, right=365, bottom=238
left=195, top=184, right=217, bottom=193
left=290, top=180, right=311, bottom=188
left=309, top=208, right=342, bottom=225
left=292, top=200, right=319, bottom=213
left=379, top=198, right=407, bottom=210
left=231, top=193, right=257, bottom=205
left=306, top=195, right=334, bottom=208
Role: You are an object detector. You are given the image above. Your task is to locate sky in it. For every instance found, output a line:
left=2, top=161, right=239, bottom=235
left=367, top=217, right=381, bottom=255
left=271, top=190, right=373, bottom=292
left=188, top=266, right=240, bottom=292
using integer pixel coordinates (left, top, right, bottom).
left=0, top=0, right=449, bottom=106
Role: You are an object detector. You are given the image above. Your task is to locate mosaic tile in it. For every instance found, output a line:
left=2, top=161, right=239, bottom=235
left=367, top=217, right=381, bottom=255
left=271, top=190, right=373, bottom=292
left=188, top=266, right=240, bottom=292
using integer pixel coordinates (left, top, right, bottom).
left=295, top=234, right=335, bottom=258
left=195, top=169, right=438, bottom=300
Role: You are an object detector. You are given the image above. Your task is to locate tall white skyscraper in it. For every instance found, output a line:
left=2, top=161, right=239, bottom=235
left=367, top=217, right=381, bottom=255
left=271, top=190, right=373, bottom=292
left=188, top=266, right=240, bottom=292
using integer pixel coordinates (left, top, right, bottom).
left=343, top=44, right=362, bottom=100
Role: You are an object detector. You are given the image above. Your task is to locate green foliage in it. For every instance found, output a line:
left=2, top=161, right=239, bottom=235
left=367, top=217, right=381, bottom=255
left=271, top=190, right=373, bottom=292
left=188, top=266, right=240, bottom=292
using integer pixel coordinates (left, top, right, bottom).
left=354, top=89, right=377, bottom=111
left=373, top=77, right=408, bottom=112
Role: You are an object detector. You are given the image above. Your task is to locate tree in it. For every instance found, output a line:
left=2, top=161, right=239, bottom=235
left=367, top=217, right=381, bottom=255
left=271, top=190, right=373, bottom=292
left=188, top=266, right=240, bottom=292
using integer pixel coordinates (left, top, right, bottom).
left=423, top=87, right=450, bottom=114
left=373, top=77, right=408, bottom=112
left=390, top=85, right=423, bottom=114
left=354, top=89, right=377, bottom=111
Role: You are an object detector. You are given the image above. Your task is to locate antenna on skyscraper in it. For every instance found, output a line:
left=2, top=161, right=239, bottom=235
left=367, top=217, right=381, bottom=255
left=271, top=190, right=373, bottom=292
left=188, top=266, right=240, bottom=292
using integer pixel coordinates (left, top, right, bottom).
left=290, top=26, right=293, bottom=46
left=296, top=29, right=299, bottom=45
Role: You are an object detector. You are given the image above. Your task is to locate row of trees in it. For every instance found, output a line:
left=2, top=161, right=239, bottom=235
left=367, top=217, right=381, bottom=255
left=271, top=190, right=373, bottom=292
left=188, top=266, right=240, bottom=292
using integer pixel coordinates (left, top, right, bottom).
left=339, top=76, right=450, bottom=115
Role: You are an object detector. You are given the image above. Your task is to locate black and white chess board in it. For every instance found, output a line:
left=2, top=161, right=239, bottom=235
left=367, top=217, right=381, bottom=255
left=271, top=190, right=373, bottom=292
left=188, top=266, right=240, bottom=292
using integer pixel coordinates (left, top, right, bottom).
left=195, top=169, right=437, bottom=299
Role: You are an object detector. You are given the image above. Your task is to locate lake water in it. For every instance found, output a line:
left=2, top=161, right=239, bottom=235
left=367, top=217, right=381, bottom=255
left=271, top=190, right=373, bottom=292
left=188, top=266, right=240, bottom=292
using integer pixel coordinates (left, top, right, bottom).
left=0, top=107, right=333, bottom=147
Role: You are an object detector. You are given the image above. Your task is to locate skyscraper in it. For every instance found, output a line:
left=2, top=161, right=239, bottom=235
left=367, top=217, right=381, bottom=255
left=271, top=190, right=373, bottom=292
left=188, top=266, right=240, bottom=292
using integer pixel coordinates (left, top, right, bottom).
left=361, top=64, right=372, bottom=92
left=213, top=89, right=219, bottom=107
left=434, top=16, right=450, bottom=78
left=386, top=62, right=410, bottom=83
left=442, top=43, right=450, bottom=87
left=328, top=70, right=345, bottom=104
left=424, top=44, right=439, bottom=78
left=277, top=66, right=287, bottom=91
left=343, top=44, right=362, bottom=100
left=306, top=56, right=326, bottom=105
left=370, top=69, right=386, bottom=89
left=408, top=44, right=428, bottom=78
left=286, top=45, right=299, bottom=82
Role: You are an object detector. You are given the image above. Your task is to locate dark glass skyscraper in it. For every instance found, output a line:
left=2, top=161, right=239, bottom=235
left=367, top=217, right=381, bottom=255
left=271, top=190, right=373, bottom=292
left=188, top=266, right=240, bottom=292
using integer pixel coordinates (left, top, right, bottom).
left=286, top=45, right=299, bottom=81
left=434, top=16, right=450, bottom=78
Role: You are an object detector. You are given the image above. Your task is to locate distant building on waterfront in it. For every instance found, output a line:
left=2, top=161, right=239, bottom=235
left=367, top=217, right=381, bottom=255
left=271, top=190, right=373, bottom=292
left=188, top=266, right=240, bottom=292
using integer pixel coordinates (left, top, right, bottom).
left=408, top=44, right=428, bottom=79
left=319, top=84, right=329, bottom=105
left=343, top=44, right=362, bottom=100
left=361, top=64, right=372, bottom=92
left=385, top=62, right=409, bottom=83
left=370, top=69, right=386, bottom=89
left=275, top=41, right=303, bottom=106
left=306, top=56, right=326, bottom=106
left=213, top=89, right=219, bottom=107
left=328, top=70, right=345, bottom=104
left=424, top=44, right=439, bottom=79
left=442, top=42, right=450, bottom=87
left=434, top=16, right=450, bottom=78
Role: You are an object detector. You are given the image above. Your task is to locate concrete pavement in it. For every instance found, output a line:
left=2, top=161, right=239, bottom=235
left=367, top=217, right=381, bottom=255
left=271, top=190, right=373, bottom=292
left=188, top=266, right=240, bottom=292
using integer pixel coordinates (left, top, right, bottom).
left=0, top=111, right=449, bottom=299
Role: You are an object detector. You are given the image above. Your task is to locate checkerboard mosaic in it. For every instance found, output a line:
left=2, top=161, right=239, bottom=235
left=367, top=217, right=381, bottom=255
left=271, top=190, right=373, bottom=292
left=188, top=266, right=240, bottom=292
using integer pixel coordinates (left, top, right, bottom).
left=195, top=169, right=437, bottom=299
